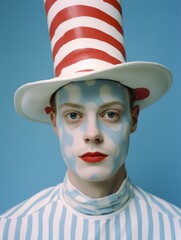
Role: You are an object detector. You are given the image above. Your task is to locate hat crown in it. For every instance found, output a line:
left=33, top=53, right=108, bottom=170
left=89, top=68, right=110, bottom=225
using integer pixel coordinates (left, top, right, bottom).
left=13, top=0, right=172, bottom=123
left=45, top=0, right=126, bottom=77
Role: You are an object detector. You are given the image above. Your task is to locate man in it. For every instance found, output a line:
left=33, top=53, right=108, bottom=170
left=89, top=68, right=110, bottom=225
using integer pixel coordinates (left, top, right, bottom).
left=0, top=0, right=180, bottom=239
left=49, top=80, right=139, bottom=198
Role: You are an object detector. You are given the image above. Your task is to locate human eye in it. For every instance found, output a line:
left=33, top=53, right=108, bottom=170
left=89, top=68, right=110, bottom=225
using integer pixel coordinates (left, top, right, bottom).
left=100, top=110, right=120, bottom=122
left=64, top=111, right=83, bottom=123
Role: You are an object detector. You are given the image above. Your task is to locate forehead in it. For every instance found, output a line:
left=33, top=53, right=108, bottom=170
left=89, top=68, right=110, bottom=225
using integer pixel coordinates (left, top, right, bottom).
left=55, top=79, right=129, bottom=106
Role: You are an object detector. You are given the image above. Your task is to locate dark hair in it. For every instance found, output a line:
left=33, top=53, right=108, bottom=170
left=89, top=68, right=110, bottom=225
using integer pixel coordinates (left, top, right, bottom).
left=49, top=91, right=57, bottom=111
left=127, top=87, right=136, bottom=108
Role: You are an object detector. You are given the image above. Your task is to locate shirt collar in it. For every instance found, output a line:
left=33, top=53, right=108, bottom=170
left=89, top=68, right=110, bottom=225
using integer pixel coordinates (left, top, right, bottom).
left=62, top=173, right=133, bottom=215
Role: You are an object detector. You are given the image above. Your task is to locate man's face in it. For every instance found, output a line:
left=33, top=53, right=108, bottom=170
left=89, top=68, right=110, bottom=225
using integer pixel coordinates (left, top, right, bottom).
left=54, top=80, right=134, bottom=182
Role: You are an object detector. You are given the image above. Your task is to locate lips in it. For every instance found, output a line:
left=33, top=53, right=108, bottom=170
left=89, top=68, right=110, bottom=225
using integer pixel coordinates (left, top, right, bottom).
left=80, top=152, right=108, bottom=163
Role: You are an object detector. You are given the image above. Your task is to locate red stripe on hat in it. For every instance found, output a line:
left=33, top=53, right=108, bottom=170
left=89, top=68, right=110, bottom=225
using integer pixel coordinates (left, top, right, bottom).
left=134, top=88, right=150, bottom=100
left=55, top=48, right=122, bottom=76
left=103, top=0, right=122, bottom=14
left=52, top=27, right=126, bottom=61
left=45, top=0, right=57, bottom=15
left=49, top=5, right=123, bottom=41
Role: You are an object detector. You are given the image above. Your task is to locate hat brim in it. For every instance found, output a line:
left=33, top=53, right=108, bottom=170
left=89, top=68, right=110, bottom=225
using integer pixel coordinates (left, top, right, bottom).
left=14, top=61, right=172, bottom=123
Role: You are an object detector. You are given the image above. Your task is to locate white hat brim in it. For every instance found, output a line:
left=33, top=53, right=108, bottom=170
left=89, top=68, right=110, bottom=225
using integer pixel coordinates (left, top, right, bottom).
left=14, top=61, right=172, bottom=123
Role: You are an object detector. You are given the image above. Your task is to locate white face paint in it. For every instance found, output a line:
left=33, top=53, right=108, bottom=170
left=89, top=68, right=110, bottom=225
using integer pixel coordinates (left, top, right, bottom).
left=55, top=80, right=132, bottom=182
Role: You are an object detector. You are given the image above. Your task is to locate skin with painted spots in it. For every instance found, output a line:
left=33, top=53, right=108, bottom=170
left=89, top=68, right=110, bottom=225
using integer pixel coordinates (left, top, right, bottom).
left=51, top=80, right=139, bottom=197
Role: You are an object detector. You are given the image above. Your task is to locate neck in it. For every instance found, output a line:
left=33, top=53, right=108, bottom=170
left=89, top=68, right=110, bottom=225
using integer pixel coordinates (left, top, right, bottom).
left=67, top=165, right=126, bottom=198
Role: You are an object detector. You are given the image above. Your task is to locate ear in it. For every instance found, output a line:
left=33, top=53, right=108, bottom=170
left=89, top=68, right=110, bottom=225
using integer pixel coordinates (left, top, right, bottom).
left=130, top=105, right=140, bottom=133
left=49, top=111, right=58, bottom=135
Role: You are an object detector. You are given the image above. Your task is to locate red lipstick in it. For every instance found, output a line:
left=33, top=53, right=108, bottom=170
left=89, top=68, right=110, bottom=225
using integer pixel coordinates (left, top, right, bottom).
left=80, top=152, right=108, bottom=163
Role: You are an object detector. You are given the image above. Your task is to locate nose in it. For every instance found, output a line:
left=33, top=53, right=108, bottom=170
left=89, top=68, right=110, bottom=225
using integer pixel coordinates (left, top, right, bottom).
left=84, top=117, right=103, bottom=144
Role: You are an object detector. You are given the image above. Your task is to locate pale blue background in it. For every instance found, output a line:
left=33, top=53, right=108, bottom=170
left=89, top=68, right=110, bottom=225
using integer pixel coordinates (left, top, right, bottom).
left=0, top=0, right=180, bottom=214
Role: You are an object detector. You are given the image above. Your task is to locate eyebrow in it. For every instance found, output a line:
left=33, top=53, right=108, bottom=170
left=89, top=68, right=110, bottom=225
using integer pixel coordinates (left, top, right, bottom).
left=99, top=101, right=124, bottom=110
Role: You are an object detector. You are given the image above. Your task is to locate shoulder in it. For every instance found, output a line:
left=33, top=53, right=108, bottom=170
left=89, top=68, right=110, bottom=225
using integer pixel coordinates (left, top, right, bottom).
left=0, top=183, right=63, bottom=220
left=132, top=184, right=181, bottom=221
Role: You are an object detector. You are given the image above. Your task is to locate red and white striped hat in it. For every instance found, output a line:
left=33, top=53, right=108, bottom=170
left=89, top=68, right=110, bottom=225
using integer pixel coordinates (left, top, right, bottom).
left=14, top=0, right=172, bottom=123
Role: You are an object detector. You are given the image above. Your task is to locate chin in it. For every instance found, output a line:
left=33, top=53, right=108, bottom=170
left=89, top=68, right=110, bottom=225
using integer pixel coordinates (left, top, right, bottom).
left=75, top=167, right=116, bottom=182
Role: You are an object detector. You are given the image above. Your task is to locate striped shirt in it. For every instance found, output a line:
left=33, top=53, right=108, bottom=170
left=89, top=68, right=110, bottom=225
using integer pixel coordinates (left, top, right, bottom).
left=0, top=175, right=181, bottom=240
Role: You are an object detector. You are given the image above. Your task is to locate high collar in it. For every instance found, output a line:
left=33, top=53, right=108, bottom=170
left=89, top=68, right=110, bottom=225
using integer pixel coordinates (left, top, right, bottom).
left=62, top=174, right=134, bottom=215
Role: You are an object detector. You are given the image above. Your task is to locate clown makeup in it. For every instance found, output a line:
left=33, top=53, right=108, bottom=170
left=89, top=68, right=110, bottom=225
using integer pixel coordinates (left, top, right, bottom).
left=54, top=80, right=134, bottom=182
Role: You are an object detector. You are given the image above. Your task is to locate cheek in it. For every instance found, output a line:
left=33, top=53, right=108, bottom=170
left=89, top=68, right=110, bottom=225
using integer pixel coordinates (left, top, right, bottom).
left=116, top=124, right=131, bottom=156
left=58, top=128, right=63, bottom=143
left=103, top=131, right=121, bottom=161
left=58, top=123, right=84, bottom=161
left=104, top=121, right=131, bottom=147
left=103, top=121, right=131, bottom=168
left=115, top=115, right=132, bottom=148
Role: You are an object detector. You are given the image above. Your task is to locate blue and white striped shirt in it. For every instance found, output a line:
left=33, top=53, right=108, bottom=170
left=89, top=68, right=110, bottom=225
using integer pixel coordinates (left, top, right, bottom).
left=0, top=175, right=181, bottom=240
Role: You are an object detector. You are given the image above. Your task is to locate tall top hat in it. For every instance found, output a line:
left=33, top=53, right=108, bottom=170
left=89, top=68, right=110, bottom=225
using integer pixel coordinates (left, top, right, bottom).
left=14, top=0, right=172, bottom=123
